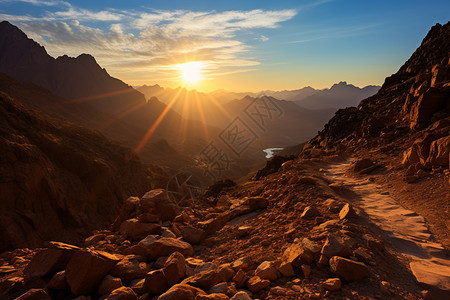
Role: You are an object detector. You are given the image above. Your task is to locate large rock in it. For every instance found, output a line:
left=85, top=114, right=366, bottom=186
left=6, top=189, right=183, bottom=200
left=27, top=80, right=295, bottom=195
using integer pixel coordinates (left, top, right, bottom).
left=108, top=286, right=138, bottom=300
left=140, top=189, right=181, bottom=221
left=23, top=242, right=79, bottom=278
left=112, top=197, right=141, bottom=231
left=246, top=276, right=270, bottom=293
left=146, top=238, right=194, bottom=259
left=15, top=288, right=50, bottom=300
left=110, top=258, right=149, bottom=282
left=157, top=283, right=206, bottom=300
left=163, top=252, right=187, bottom=286
left=145, top=269, right=168, bottom=294
left=255, top=261, right=278, bottom=282
left=65, top=250, right=119, bottom=295
left=98, top=275, right=123, bottom=295
left=180, top=225, right=206, bottom=245
left=181, top=269, right=222, bottom=290
left=119, top=218, right=161, bottom=240
left=329, top=256, right=368, bottom=282
left=427, top=135, right=450, bottom=166
left=410, top=89, right=448, bottom=130
left=282, top=242, right=314, bottom=267
left=321, top=234, right=352, bottom=258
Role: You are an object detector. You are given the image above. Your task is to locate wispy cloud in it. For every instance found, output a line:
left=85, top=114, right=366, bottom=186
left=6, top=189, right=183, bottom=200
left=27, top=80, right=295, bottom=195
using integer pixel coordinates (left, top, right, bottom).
left=1, top=0, right=70, bottom=7
left=2, top=3, right=297, bottom=84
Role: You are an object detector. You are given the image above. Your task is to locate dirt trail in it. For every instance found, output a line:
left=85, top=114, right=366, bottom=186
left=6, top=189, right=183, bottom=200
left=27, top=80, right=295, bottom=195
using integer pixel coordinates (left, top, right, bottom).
left=324, top=159, right=450, bottom=294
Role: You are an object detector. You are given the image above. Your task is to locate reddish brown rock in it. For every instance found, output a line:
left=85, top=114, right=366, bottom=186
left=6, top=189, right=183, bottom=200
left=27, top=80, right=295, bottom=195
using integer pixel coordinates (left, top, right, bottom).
left=23, top=242, right=79, bottom=278
left=197, top=293, right=229, bottom=300
left=108, top=286, right=138, bottom=300
left=329, top=256, right=369, bottom=282
left=65, top=250, right=119, bottom=295
left=146, top=238, right=194, bottom=259
left=47, top=270, right=69, bottom=290
left=198, top=214, right=229, bottom=235
left=282, top=242, right=314, bottom=267
left=246, top=276, right=270, bottom=293
left=157, top=283, right=206, bottom=300
left=322, top=278, right=341, bottom=291
left=112, top=197, right=141, bottom=231
left=15, top=288, right=50, bottom=300
left=180, top=225, right=207, bottom=245
left=255, top=261, right=278, bottom=282
left=218, top=264, right=235, bottom=282
left=230, top=291, right=252, bottom=300
left=181, top=269, right=222, bottom=290
left=321, top=234, right=352, bottom=258
left=300, top=206, right=320, bottom=219
left=130, top=278, right=146, bottom=295
left=144, top=269, right=168, bottom=294
left=410, top=89, right=448, bottom=130
left=339, top=204, right=358, bottom=220
left=98, top=275, right=123, bottom=295
left=119, top=218, right=161, bottom=240
left=277, top=261, right=294, bottom=277
left=84, top=233, right=106, bottom=247
left=427, top=135, right=450, bottom=166
left=140, top=189, right=181, bottom=221
left=231, top=257, right=251, bottom=271
left=163, top=252, right=187, bottom=286
left=110, top=258, right=148, bottom=282
left=232, top=269, right=248, bottom=288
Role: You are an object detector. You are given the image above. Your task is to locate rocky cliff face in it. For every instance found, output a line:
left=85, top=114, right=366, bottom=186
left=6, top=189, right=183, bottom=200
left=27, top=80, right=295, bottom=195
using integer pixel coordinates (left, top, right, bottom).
left=0, top=88, right=166, bottom=252
left=303, top=22, right=450, bottom=176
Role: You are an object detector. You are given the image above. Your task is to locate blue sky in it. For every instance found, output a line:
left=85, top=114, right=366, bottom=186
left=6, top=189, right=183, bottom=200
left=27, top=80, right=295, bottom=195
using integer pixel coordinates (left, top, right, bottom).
left=0, top=0, right=449, bottom=92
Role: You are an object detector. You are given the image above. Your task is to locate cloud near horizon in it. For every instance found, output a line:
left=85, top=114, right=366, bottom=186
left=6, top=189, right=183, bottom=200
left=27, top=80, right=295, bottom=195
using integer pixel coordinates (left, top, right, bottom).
left=0, top=1, right=297, bottom=84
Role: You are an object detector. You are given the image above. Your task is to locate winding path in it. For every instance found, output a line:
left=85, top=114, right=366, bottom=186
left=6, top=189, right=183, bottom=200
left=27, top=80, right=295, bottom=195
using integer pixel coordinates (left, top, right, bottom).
left=324, top=159, right=450, bottom=294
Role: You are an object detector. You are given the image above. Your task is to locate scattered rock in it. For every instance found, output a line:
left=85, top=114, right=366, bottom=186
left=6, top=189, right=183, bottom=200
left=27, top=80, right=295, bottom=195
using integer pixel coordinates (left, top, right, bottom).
left=146, top=238, right=194, bottom=259
left=140, top=189, right=181, bottom=221
left=301, top=264, right=311, bottom=280
left=300, top=206, right=320, bottom=219
left=47, top=270, right=69, bottom=290
left=230, top=291, right=252, bottom=300
left=108, top=286, right=138, bottom=300
left=255, top=261, right=278, bottom=282
left=322, top=278, right=341, bottom=291
left=180, top=225, right=207, bottom=245
left=231, top=257, right=252, bottom=271
left=321, top=234, right=351, bottom=258
left=110, top=258, right=148, bottom=282
left=218, top=264, right=236, bottom=282
left=277, top=261, right=294, bottom=277
left=163, top=251, right=187, bottom=286
left=246, top=276, right=270, bottom=293
left=339, top=204, right=358, bottom=220
left=98, top=275, right=123, bottom=295
left=157, top=283, right=206, bottom=300
left=65, top=250, right=119, bottom=295
left=329, top=256, right=369, bottom=282
left=15, top=288, right=50, bottom=300
left=119, top=219, right=161, bottom=240
left=145, top=269, right=168, bottom=294
left=232, top=269, right=248, bottom=288
left=282, top=242, right=314, bottom=267
left=209, top=282, right=228, bottom=294
left=181, top=269, right=222, bottom=290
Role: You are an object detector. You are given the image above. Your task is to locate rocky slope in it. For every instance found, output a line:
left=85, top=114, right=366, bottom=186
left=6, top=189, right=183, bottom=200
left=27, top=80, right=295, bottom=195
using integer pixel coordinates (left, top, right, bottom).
left=0, top=87, right=167, bottom=252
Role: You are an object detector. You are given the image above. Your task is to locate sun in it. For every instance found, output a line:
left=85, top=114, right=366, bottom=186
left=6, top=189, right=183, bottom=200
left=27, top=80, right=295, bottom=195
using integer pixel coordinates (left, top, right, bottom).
left=178, top=62, right=204, bottom=85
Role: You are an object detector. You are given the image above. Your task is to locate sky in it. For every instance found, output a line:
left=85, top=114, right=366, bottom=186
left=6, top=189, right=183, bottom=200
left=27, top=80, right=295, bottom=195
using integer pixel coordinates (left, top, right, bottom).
left=0, top=0, right=449, bottom=92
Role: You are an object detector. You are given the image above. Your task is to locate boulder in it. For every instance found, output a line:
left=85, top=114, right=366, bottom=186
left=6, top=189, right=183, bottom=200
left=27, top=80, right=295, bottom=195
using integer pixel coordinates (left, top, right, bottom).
left=98, top=275, right=123, bottom=295
left=246, top=276, right=270, bottom=293
left=277, top=261, right=294, bottom=277
left=15, top=288, right=50, bottom=300
left=157, top=283, right=206, bottom=300
left=410, top=89, right=448, bottom=130
left=180, top=225, right=207, bottom=245
left=218, top=264, right=236, bottom=282
left=209, top=282, right=228, bottom=294
left=163, top=252, right=186, bottom=286
left=146, top=238, right=194, bottom=259
left=230, top=291, right=252, bottom=300
left=108, top=286, right=138, bottom=300
left=197, top=293, right=229, bottom=300
left=47, top=270, right=69, bottom=290
left=339, top=204, right=358, bottom=220
left=119, top=218, right=161, bottom=240
left=140, top=189, right=181, bottom=221
left=65, top=250, right=119, bottom=295
left=145, top=269, right=168, bottom=295
left=300, top=206, right=320, bottom=219
left=232, top=269, right=248, bottom=288
left=427, top=136, right=450, bottom=166
left=112, top=197, right=141, bottom=231
left=23, top=242, right=79, bottom=278
left=321, top=234, right=351, bottom=258
left=181, top=269, right=222, bottom=290
left=329, top=256, right=368, bottom=282
left=255, top=261, right=278, bottom=282
left=322, top=278, right=341, bottom=291
left=282, top=242, right=314, bottom=268
left=110, top=258, right=148, bottom=282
